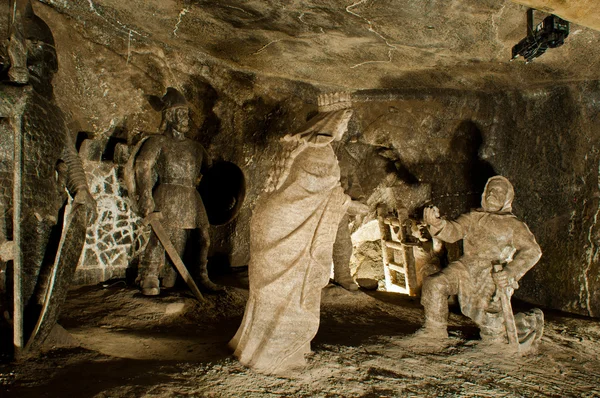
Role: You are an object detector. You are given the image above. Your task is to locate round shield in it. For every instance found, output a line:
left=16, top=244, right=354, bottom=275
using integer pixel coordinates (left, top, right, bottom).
left=199, top=161, right=246, bottom=226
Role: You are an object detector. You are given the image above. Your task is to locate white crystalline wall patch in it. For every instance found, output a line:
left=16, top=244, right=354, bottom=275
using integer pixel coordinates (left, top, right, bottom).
left=76, top=162, right=148, bottom=282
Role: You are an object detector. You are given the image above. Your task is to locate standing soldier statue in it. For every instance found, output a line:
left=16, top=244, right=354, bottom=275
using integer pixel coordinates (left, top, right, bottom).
left=0, top=0, right=96, bottom=358
left=132, top=88, right=222, bottom=296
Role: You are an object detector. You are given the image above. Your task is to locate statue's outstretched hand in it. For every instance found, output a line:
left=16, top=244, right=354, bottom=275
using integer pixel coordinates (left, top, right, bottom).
left=423, top=206, right=443, bottom=229
left=348, top=200, right=369, bottom=216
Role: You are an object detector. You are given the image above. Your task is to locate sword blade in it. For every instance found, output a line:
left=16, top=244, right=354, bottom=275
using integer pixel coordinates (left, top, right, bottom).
left=147, top=213, right=206, bottom=303
left=12, top=114, right=24, bottom=357
left=492, top=263, right=520, bottom=352
left=498, top=288, right=520, bottom=348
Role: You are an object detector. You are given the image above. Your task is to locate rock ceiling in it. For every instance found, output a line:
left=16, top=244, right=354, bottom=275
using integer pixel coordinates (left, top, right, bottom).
left=37, top=0, right=600, bottom=91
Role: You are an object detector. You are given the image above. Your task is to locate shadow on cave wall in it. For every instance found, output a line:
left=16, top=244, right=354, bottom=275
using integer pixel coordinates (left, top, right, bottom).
left=240, top=97, right=289, bottom=149
left=182, top=76, right=220, bottom=148
left=379, top=70, right=457, bottom=91
left=377, top=67, right=527, bottom=92
left=408, top=120, right=496, bottom=218
left=449, top=120, right=497, bottom=207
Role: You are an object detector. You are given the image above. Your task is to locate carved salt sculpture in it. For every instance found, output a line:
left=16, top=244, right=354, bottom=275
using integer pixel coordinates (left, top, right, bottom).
left=131, top=88, right=220, bottom=295
left=230, top=92, right=367, bottom=374
left=0, top=0, right=96, bottom=357
left=332, top=214, right=359, bottom=291
left=418, top=176, right=544, bottom=350
left=331, top=143, right=369, bottom=291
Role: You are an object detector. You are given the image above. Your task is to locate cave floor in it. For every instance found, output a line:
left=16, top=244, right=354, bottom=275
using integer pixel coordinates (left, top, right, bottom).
left=1, top=276, right=600, bottom=398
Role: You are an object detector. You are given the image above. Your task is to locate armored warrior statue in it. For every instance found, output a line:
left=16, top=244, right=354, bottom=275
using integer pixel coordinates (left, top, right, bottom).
left=417, top=176, right=544, bottom=350
left=133, top=88, right=220, bottom=295
left=0, top=0, right=96, bottom=357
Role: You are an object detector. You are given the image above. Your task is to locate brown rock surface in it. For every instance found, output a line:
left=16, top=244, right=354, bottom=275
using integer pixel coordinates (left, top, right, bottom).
left=2, top=284, right=599, bottom=396
left=3, top=1, right=596, bottom=317
left=34, top=0, right=600, bottom=95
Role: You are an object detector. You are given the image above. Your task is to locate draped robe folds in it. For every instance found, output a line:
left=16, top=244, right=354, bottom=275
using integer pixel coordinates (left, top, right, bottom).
left=229, top=144, right=350, bottom=374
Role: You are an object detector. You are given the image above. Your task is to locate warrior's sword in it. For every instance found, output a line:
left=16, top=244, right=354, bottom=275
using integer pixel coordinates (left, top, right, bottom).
left=492, top=263, right=520, bottom=352
left=7, top=0, right=29, bottom=84
left=12, top=106, right=24, bottom=356
left=9, top=0, right=17, bottom=29
left=8, top=0, right=29, bottom=357
left=144, top=212, right=206, bottom=303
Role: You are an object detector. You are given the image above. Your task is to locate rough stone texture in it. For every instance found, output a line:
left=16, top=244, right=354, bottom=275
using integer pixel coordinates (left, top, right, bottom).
left=28, top=1, right=322, bottom=272
left=4, top=284, right=600, bottom=396
left=347, top=87, right=600, bottom=317
left=493, top=83, right=600, bottom=318
left=35, top=0, right=600, bottom=93
left=12, top=1, right=599, bottom=318
left=350, top=241, right=385, bottom=282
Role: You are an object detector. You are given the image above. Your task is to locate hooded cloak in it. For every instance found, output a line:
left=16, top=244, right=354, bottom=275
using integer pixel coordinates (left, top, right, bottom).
left=229, top=109, right=352, bottom=374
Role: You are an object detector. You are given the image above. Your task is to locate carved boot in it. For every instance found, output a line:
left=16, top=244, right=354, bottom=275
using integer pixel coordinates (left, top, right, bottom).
left=398, top=319, right=449, bottom=351
left=138, top=262, right=161, bottom=296
left=332, top=232, right=358, bottom=291
left=413, top=319, right=449, bottom=339
left=141, top=275, right=160, bottom=296
left=197, top=262, right=224, bottom=292
left=479, top=326, right=506, bottom=345
left=515, top=308, right=544, bottom=351
left=161, top=264, right=178, bottom=289
left=419, top=276, right=451, bottom=339
left=334, top=274, right=359, bottom=291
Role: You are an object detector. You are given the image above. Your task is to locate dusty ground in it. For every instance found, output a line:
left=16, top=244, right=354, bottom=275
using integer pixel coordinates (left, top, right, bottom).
left=1, top=273, right=600, bottom=398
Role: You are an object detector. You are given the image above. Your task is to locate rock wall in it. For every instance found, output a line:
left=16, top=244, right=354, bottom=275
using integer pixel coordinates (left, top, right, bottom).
left=32, top=0, right=321, bottom=275
left=28, top=1, right=600, bottom=316
left=492, top=82, right=600, bottom=317
left=349, top=85, right=600, bottom=317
